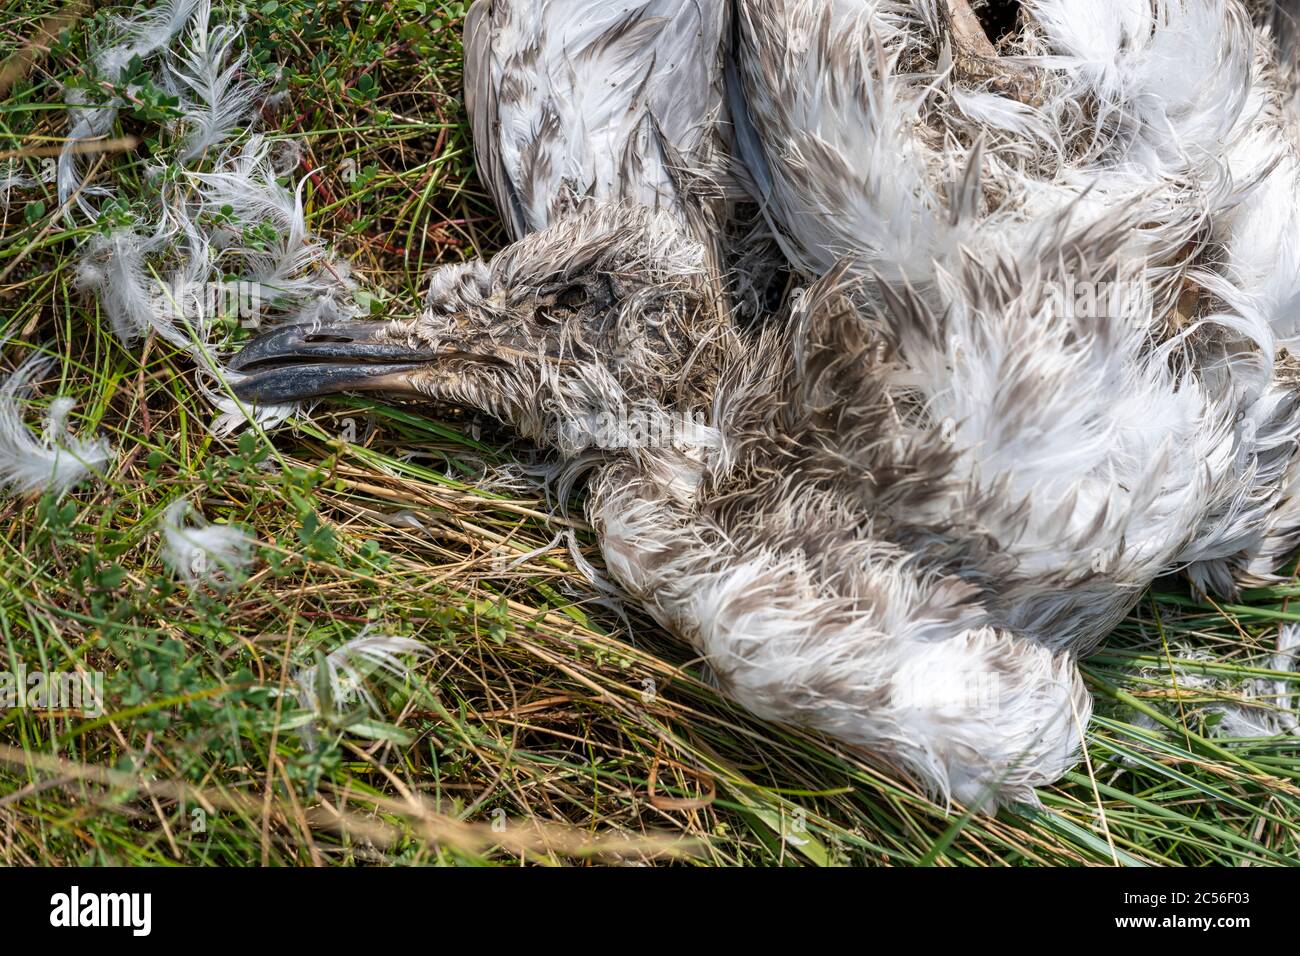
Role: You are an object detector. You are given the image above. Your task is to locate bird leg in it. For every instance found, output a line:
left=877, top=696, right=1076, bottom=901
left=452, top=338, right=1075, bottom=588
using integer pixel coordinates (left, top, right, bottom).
left=941, top=0, right=1038, bottom=103
left=946, top=0, right=1001, bottom=61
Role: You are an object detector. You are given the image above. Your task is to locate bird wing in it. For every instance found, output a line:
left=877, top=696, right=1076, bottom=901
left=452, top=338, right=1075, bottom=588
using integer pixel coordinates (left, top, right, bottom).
left=464, top=0, right=730, bottom=241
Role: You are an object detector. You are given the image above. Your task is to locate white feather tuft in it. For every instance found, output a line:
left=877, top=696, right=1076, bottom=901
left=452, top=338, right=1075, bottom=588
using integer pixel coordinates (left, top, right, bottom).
left=0, top=162, right=35, bottom=210
left=0, top=354, right=113, bottom=495
left=60, top=0, right=203, bottom=217
left=160, top=497, right=256, bottom=590
left=1137, top=628, right=1300, bottom=740
left=195, top=367, right=295, bottom=437
left=68, top=1, right=360, bottom=433
left=293, top=631, right=430, bottom=721
left=164, top=0, right=261, bottom=162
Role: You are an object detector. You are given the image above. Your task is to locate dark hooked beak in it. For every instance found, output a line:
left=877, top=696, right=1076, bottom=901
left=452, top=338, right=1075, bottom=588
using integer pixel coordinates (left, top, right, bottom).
left=228, top=321, right=438, bottom=404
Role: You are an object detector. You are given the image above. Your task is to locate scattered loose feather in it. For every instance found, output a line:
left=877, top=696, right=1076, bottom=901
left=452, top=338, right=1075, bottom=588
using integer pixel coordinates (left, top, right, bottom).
left=0, top=354, right=112, bottom=495
left=67, top=0, right=357, bottom=434
left=59, top=0, right=202, bottom=217
left=0, top=163, right=34, bottom=210
left=164, top=1, right=259, bottom=162
left=293, top=631, right=430, bottom=724
left=160, top=497, right=256, bottom=590
left=1135, top=626, right=1300, bottom=739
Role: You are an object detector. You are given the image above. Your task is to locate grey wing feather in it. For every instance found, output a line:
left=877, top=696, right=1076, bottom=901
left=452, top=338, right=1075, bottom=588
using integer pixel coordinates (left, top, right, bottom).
left=463, top=0, right=730, bottom=240
left=723, top=17, right=776, bottom=214
left=464, top=0, right=528, bottom=239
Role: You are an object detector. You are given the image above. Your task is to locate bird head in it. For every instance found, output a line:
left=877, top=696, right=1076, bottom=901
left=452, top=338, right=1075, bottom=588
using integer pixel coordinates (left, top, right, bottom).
left=228, top=203, right=733, bottom=450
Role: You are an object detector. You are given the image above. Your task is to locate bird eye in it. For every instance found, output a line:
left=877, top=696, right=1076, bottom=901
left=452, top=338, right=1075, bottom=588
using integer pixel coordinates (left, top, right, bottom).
left=556, top=285, right=588, bottom=310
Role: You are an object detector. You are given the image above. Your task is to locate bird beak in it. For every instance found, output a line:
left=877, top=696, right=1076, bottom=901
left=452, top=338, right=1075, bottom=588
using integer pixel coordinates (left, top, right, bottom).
left=227, top=321, right=439, bottom=404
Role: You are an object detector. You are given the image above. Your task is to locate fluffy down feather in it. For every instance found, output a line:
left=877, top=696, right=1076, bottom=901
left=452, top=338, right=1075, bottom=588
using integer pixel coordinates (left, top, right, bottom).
left=0, top=354, right=113, bottom=496
left=160, top=497, right=256, bottom=590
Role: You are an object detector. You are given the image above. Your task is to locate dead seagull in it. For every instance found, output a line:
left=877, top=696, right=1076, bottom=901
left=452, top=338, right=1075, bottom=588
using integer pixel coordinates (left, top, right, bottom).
left=230, top=0, right=1089, bottom=806
left=727, top=0, right=1300, bottom=653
